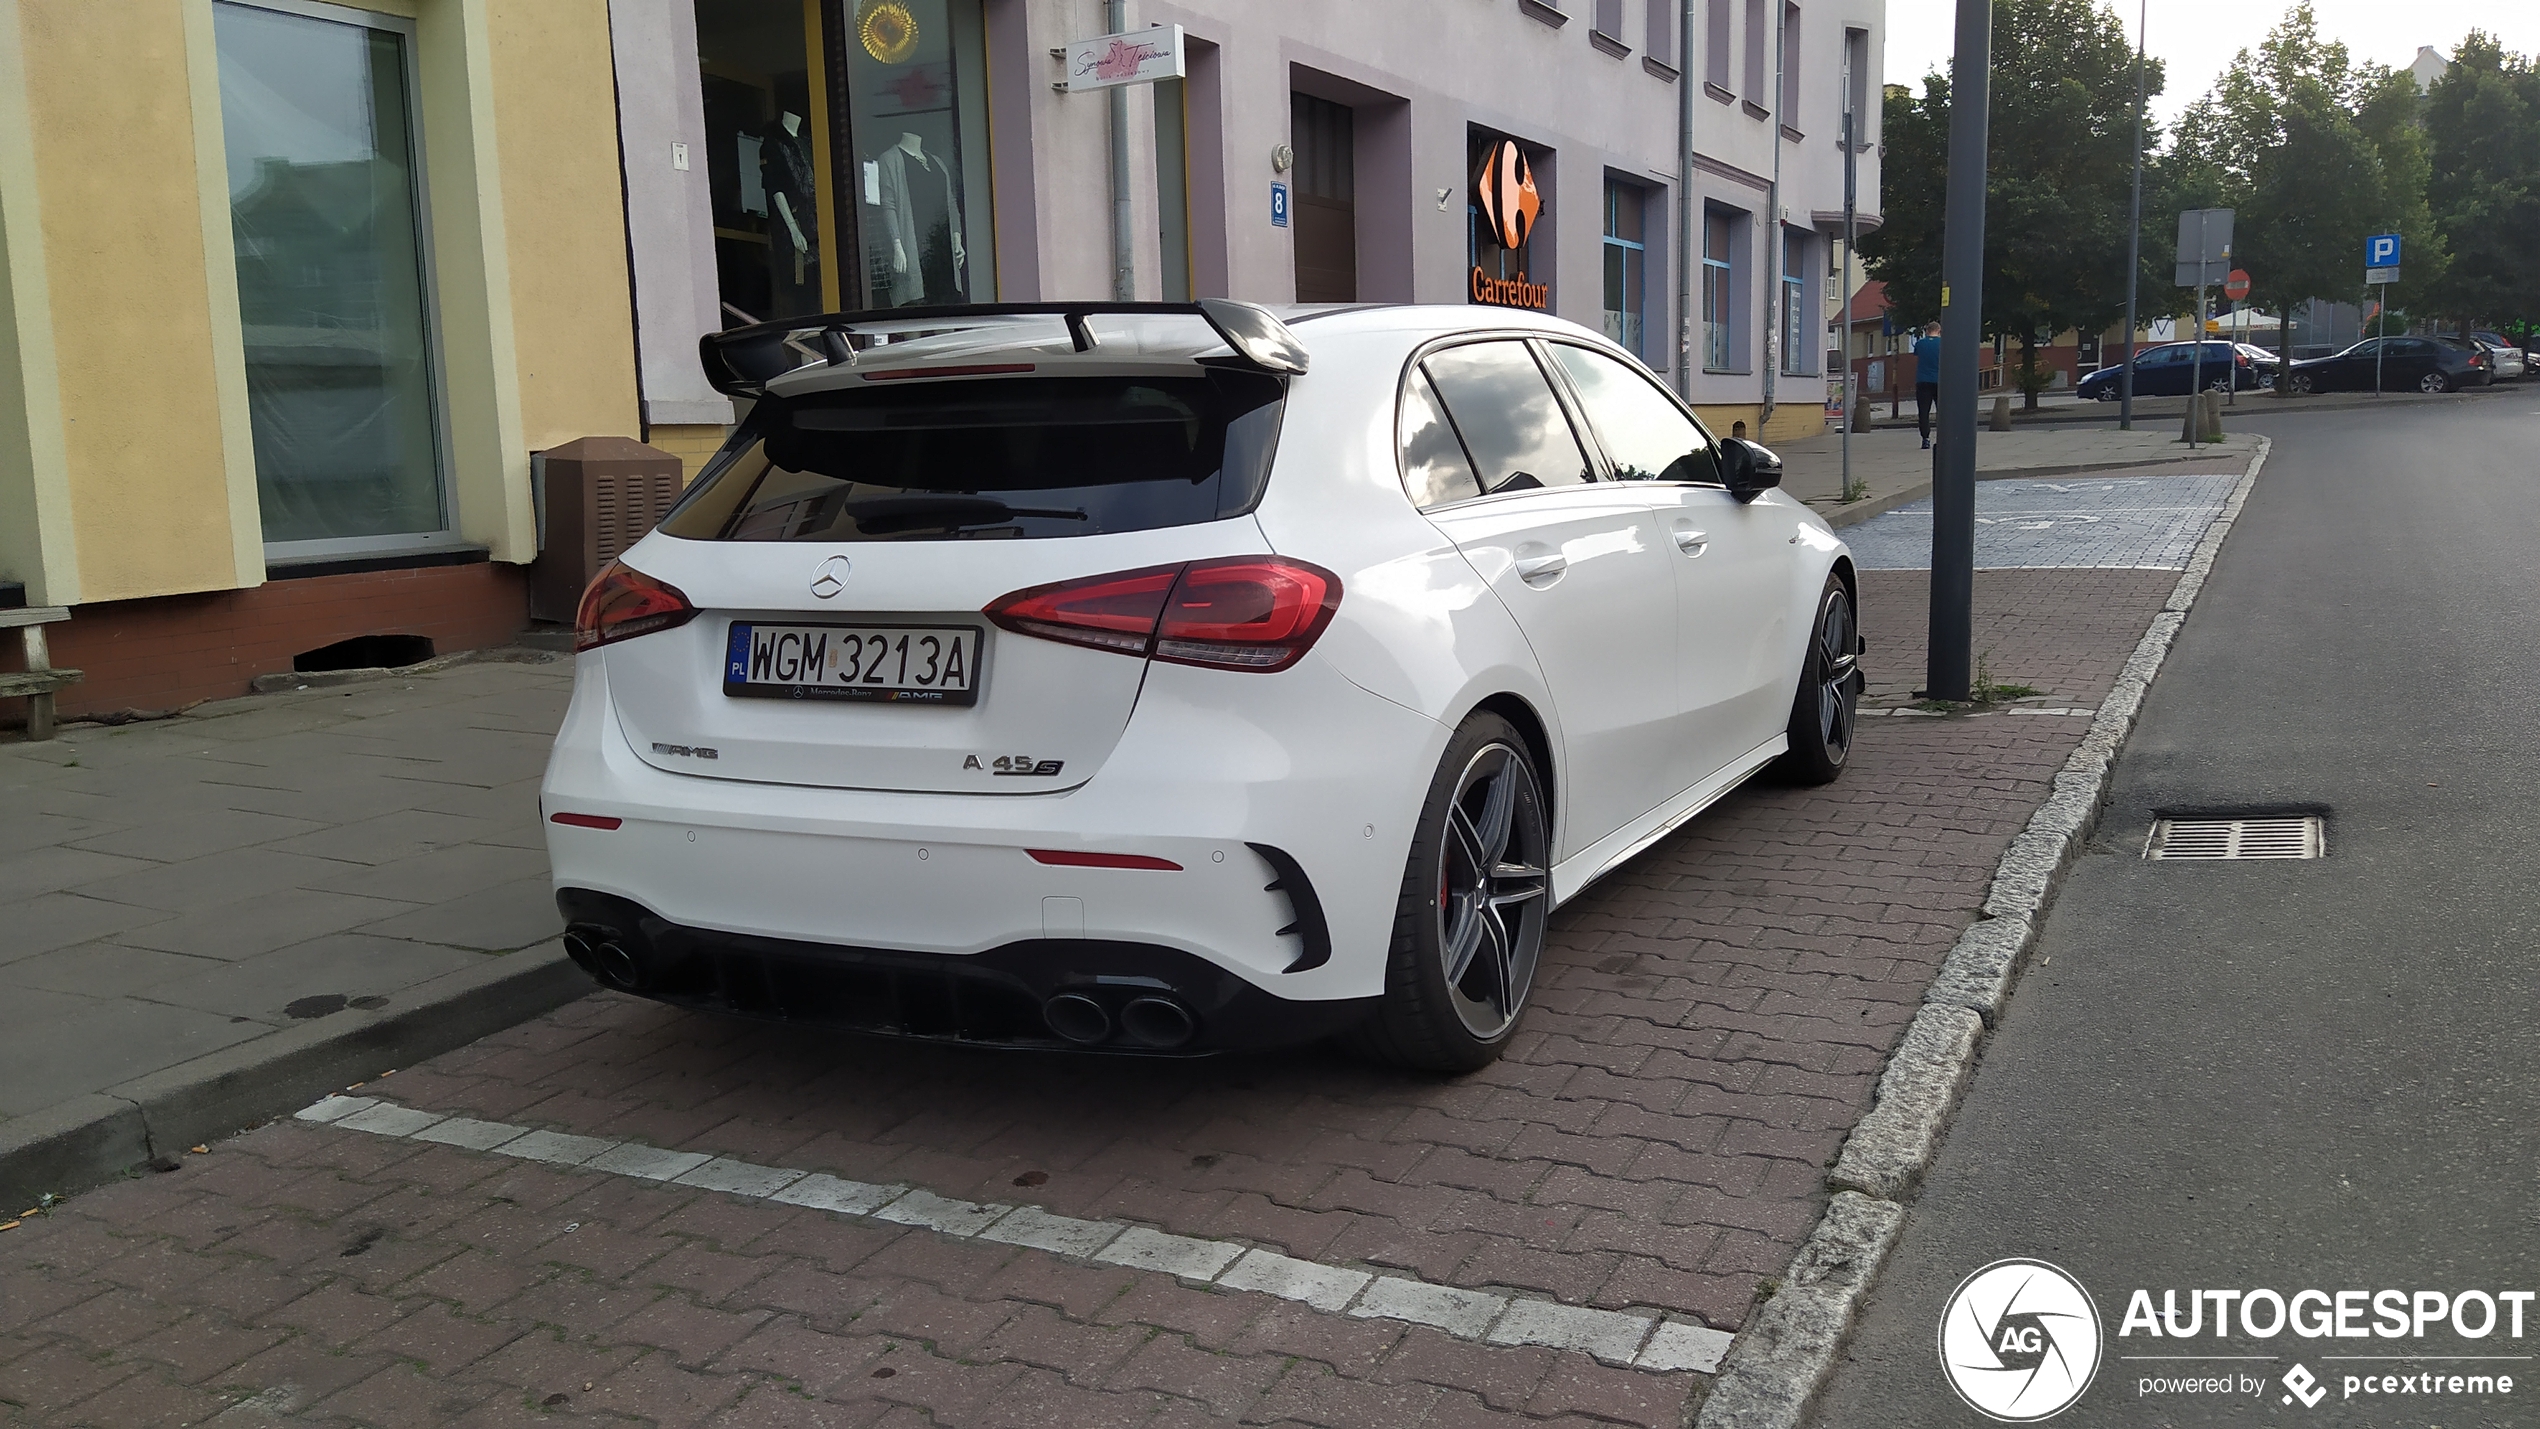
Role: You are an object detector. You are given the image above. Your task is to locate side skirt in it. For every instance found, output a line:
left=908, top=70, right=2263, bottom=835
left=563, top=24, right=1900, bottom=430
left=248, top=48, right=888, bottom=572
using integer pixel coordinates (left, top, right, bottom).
left=1548, top=734, right=1788, bottom=907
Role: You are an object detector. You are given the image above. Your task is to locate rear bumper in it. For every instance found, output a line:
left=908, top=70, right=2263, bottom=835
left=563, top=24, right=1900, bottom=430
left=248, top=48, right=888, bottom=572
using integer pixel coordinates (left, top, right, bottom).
left=557, top=889, right=1375, bottom=1054
left=540, top=648, right=1445, bottom=1003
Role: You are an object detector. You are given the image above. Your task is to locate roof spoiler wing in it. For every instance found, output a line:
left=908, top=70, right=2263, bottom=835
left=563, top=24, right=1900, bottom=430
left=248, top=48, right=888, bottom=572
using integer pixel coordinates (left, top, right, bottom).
left=697, top=299, right=1310, bottom=398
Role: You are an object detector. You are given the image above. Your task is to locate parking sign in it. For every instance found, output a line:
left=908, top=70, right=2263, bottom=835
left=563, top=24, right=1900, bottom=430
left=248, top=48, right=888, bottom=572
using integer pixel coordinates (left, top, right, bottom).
left=2366, top=233, right=2401, bottom=267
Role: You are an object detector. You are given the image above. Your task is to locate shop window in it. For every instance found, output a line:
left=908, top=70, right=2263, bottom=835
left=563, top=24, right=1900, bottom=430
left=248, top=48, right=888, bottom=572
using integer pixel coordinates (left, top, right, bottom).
left=1602, top=180, right=1647, bottom=359
left=214, top=0, right=447, bottom=551
left=697, top=0, right=995, bottom=324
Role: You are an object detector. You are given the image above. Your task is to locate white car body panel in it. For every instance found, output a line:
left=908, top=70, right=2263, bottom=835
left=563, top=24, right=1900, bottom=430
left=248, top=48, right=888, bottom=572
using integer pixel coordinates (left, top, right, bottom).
left=542, top=303, right=1849, bottom=1038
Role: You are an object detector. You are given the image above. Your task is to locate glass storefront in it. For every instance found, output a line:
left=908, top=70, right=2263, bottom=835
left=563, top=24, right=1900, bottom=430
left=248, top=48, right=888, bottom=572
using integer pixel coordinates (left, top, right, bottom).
left=215, top=0, right=445, bottom=549
left=698, top=0, right=994, bottom=325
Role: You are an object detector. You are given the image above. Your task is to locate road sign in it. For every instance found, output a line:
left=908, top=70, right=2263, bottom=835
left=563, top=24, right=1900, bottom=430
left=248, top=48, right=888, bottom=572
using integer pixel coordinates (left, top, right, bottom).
left=2175, top=209, right=2233, bottom=287
left=2366, top=233, right=2401, bottom=267
left=1269, top=182, right=1289, bottom=229
left=2224, top=269, right=2250, bottom=302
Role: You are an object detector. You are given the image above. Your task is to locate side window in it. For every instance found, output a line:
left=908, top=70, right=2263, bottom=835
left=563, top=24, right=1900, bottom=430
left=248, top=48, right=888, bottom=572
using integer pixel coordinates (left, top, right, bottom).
left=1399, top=370, right=1483, bottom=509
left=1546, top=344, right=1722, bottom=485
left=1420, top=341, right=1593, bottom=495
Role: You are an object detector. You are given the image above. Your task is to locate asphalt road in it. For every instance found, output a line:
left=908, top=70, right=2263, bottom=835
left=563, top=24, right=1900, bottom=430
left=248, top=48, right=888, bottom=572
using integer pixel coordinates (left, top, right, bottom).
left=1811, top=394, right=2540, bottom=1428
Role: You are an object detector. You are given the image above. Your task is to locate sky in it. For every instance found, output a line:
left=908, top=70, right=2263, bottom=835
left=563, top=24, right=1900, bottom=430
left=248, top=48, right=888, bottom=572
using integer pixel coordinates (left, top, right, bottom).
left=1884, top=1, right=2540, bottom=130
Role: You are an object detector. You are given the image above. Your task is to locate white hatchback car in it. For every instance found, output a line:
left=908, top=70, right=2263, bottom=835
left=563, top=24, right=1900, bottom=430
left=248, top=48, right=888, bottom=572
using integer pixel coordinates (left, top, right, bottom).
left=543, top=300, right=1860, bottom=1069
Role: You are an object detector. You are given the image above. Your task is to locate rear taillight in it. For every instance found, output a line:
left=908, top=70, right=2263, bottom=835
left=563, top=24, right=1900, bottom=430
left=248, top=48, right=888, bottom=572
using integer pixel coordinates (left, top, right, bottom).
left=986, top=557, right=1342, bottom=673
left=575, top=560, right=698, bottom=652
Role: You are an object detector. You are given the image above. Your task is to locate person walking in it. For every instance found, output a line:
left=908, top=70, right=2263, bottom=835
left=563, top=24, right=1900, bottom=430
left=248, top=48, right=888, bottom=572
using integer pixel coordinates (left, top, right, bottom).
left=1913, top=321, right=1943, bottom=449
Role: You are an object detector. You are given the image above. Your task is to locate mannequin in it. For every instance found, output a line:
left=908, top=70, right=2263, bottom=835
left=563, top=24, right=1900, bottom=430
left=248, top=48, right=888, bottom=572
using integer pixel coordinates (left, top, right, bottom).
left=762, top=111, right=819, bottom=308
left=874, top=129, right=966, bottom=305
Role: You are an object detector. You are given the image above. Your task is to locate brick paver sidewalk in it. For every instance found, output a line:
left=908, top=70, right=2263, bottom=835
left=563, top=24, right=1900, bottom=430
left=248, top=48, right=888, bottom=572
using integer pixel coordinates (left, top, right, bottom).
left=0, top=511, right=2202, bottom=1426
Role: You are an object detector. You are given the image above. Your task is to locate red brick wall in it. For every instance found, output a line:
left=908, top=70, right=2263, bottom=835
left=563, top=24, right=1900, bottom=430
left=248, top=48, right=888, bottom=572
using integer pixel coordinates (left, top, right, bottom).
left=10, top=562, right=530, bottom=723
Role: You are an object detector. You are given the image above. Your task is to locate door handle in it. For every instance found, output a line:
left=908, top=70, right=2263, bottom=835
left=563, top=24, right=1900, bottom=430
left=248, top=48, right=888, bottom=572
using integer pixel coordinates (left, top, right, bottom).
left=1672, top=527, right=1710, bottom=555
left=1515, top=552, right=1568, bottom=583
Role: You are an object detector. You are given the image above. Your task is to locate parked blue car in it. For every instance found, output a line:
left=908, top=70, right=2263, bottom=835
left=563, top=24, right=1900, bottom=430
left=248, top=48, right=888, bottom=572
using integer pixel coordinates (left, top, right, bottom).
left=2079, top=342, right=2278, bottom=400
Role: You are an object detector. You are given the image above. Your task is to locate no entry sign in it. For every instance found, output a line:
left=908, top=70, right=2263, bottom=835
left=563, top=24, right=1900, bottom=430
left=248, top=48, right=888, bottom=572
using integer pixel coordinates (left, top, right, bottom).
left=2224, top=269, right=2251, bottom=302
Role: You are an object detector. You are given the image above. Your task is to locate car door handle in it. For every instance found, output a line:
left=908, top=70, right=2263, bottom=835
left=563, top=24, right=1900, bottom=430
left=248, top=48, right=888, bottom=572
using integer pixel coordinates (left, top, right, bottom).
left=1514, top=552, right=1568, bottom=584
left=1672, top=527, right=1710, bottom=556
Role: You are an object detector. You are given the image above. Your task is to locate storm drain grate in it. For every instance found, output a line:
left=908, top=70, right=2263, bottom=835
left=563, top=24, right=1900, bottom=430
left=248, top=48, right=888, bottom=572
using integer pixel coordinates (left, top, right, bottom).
left=2145, top=816, right=2324, bottom=860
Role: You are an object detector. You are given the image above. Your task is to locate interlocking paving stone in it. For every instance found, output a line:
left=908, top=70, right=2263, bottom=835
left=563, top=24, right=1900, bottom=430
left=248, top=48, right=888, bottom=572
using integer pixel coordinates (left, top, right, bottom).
left=764, top=1173, right=905, bottom=1216
left=974, top=1205, right=1126, bottom=1258
left=1487, top=1297, right=1656, bottom=1361
left=670, top=1156, right=806, bottom=1198
left=1216, top=1247, right=1373, bottom=1312
left=407, top=1115, right=530, bottom=1152
left=872, top=1188, right=1016, bottom=1238
left=333, top=1102, right=446, bottom=1137
left=583, top=1142, right=712, bottom=1180
left=1844, top=472, right=2242, bottom=570
left=1637, top=1318, right=1738, bottom=1373
left=1350, top=1276, right=1508, bottom=1338
left=1090, top=1226, right=1247, bottom=1281
left=491, top=1129, right=618, bottom=1166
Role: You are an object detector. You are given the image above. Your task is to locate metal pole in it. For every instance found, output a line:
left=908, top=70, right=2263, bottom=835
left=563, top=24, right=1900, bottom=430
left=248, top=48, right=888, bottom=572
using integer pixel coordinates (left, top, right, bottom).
left=1675, top=0, right=1696, bottom=398
left=2117, top=0, right=2147, bottom=430
left=1107, top=0, right=1134, bottom=300
left=2376, top=285, right=2387, bottom=395
left=1762, top=0, right=1786, bottom=428
left=2189, top=282, right=2206, bottom=447
left=1926, top=0, right=1989, bottom=703
left=1841, top=104, right=1857, bottom=496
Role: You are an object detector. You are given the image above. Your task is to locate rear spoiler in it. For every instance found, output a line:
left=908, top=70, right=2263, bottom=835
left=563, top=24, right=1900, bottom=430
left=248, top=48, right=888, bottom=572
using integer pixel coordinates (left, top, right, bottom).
left=698, top=299, right=1310, bottom=398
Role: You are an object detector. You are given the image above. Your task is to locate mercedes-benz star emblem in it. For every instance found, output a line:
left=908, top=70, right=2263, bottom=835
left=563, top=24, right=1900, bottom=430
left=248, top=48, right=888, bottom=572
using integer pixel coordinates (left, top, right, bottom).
left=809, top=555, right=851, bottom=600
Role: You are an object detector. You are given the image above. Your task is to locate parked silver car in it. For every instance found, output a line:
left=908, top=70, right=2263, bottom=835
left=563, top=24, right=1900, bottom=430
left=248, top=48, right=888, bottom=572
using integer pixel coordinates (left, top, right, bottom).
left=2470, top=331, right=2527, bottom=381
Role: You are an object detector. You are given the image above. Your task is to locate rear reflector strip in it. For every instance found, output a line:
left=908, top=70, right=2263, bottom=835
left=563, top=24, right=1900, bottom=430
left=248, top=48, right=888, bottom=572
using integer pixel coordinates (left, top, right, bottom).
left=1026, top=849, right=1183, bottom=871
left=550, top=812, right=624, bottom=830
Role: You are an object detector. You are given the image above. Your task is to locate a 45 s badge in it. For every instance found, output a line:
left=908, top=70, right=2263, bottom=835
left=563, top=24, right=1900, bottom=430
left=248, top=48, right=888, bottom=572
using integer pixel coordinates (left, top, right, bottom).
left=965, top=754, right=1065, bottom=777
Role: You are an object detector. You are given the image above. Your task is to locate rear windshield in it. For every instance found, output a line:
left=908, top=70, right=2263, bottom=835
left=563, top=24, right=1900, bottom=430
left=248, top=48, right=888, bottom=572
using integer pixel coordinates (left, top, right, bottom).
left=658, top=372, right=1287, bottom=542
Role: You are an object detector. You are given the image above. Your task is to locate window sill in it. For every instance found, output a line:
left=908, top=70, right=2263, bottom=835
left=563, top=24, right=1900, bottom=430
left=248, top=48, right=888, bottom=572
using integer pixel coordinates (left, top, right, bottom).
left=1518, top=0, right=1569, bottom=27
left=266, top=544, right=491, bottom=581
left=1782, top=124, right=1805, bottom=142
left=1704, top=81, right=1737, bottom=104
left=1742, top=100, right=1772, bottom=122
left=1590, top=28, right=1631, bottom=58
left=1644, top=56, right=1680, bottom=81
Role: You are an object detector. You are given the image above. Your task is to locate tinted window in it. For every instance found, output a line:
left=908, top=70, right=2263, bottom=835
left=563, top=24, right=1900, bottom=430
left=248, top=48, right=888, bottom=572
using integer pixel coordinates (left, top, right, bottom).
left=1399, top=370, right=1483, bottom=509
left=1420, top=341, right=1592, bottom=495
left=657, top=373, right=1285, bottom=542
left=1547, top=344, right=1721, bottom=484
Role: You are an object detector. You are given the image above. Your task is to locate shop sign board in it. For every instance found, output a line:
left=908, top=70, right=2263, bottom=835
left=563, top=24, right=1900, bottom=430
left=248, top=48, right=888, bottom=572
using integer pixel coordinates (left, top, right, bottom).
left=1470, top=138, right=1549, bottom=311
left=1064, top=25, right=1186, bottom=92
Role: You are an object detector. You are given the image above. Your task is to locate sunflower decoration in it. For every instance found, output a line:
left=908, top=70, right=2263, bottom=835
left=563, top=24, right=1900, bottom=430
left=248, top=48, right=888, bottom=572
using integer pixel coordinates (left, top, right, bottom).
left=856, top=0, right=919, bottom=64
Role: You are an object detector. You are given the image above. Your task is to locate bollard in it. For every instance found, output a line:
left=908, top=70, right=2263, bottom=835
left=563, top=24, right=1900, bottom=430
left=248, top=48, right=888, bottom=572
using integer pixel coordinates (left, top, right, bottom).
left=2181, top=390, right=2224, bottom=443
left=1989, top=395, right=2011, bottom=431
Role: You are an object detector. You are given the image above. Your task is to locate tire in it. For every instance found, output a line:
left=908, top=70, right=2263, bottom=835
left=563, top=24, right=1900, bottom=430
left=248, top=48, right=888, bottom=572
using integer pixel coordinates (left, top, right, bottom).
left=2288, top=372, right=2315, bottom=395
left=1769, top=573, right=1864, bottom=786
left=1356, top=713, right=1552, bottom=1072
left=2420, top=372, right=2453, bottom=394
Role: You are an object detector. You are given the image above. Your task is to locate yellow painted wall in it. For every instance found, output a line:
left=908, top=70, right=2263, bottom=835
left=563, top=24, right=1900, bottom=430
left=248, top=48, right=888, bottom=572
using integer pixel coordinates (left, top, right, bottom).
left=22, top=0, right=246, bottom=603
left=0, top=0, right=81, bottom=607
left=1695, top=403, right=1826, bottom=445
left=486, top=0, right=639, bottom=452
left=645, top=423, right=731, bottom=483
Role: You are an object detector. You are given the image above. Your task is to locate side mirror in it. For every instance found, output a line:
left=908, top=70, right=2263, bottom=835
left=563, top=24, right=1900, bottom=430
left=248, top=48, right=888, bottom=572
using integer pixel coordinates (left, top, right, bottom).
left=1721, top=438, right=1783, bottom=503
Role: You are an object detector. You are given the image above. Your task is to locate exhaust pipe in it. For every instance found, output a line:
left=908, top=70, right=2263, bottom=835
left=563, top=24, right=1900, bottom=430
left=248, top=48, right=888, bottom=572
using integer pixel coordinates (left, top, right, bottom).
left=1043, top=993, right=1112, bottom=1045
left=1118, top=996, right=1196, bottom=1050
left=564, top=923, right=646, bottom=991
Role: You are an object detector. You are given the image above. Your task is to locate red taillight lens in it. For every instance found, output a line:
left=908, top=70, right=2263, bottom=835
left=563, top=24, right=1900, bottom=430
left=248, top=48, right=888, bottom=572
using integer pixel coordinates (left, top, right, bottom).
left=575, top=560, right=698, bottom=652
left=985, top=564, right=1180, bottom=655
left=984, top=557, right=1342, bottom=673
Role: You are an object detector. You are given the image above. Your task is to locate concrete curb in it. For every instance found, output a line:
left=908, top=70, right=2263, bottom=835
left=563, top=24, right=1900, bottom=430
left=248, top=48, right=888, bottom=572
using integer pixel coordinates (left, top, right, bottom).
left=1805, top=447, right=2261, bottom=530
left=0, top=944, right=590, bottom=1208
left=1693, top=436, right=2274, bottom=1429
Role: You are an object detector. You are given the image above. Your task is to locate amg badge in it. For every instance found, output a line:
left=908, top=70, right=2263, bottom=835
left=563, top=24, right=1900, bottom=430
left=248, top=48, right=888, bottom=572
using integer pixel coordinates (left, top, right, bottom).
left=967, top=754, right=1064, bottom=777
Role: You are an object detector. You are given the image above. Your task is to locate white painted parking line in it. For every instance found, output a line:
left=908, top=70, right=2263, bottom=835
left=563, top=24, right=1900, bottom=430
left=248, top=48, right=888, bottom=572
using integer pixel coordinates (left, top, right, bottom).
left=294, top=1094, right=1735, bottom=1375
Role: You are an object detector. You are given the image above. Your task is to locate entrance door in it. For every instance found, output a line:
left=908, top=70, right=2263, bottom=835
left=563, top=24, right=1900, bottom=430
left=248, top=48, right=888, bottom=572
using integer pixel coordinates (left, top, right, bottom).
left=1290, top=93, right=1356, bottom=302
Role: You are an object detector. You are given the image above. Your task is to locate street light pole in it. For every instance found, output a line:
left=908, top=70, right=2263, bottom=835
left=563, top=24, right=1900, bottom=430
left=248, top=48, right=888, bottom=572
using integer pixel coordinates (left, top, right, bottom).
left=2118, top=0, right=2147, bottom=431
left=1926, top=0, right=1990, bottom=703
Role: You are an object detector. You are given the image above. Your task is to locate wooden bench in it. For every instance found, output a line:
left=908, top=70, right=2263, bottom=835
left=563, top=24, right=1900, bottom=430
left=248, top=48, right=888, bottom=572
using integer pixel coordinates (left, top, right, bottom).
left=1, top=607, right=81, bottom=741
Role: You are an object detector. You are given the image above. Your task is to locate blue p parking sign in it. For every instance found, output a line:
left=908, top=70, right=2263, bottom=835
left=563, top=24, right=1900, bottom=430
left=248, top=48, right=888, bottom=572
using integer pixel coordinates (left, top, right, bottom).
left=2366, top=233, right=2401, bottom=268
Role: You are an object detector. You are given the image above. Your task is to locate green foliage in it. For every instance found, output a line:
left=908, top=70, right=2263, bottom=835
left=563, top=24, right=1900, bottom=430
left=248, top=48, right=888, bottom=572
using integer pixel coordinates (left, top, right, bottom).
left=2422, top=32, right=2540, bottom=327
left=2171, top=3, right=2446, bottom=335
left=1862, top=0, right=2162, bottom=352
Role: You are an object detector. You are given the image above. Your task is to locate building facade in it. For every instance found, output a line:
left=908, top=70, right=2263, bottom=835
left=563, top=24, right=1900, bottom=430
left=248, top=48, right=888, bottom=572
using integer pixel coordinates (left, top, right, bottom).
left=0, top=0, right=1878, bottom=726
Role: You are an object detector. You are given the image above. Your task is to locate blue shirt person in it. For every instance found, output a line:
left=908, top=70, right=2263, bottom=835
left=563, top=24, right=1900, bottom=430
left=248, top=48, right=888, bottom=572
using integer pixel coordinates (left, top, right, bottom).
left=1914, top=331, right=1943, bottom=385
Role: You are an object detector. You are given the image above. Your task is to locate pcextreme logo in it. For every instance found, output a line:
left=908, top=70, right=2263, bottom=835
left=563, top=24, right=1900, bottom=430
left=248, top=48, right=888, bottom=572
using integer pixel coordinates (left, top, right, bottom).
left=1938, top=1259, right=2104, bottom=1421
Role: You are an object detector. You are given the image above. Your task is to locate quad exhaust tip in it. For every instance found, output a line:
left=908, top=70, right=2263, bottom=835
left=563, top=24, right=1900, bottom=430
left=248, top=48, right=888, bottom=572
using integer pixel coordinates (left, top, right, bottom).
left=1118, top=996, right=1196, bottom=1050
left=563, top=925, right=647, bottom=992
left=1043, top=993, right=1112, bottom=1044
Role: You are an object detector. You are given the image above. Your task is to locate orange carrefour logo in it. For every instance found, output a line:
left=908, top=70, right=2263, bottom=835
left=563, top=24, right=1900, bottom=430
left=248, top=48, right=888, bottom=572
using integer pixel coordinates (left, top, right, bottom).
left=1475, top=139, right=1542, bottom=253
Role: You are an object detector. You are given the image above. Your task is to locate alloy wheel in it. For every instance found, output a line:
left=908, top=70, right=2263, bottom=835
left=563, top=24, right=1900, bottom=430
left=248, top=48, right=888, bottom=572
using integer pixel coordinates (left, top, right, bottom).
left=1435, top=743, right=1549, bottom=1040
left=1815, top=586, right=1862, bottom=759
left=2420, top=373, right=2449, bottom=394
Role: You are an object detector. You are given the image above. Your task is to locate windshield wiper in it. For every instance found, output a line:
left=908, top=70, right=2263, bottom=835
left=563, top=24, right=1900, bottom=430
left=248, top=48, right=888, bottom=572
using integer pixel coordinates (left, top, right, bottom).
left=843, top=495, right=1089, bottom=534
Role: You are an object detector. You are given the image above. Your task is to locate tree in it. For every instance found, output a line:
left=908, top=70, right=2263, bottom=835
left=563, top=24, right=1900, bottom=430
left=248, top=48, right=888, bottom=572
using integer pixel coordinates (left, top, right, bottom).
left=1861, top=0, right=2164, bottom=407
left=2422, top=33, right=2540, bottom=334
left=2172, top=3, right=2446, bottom=353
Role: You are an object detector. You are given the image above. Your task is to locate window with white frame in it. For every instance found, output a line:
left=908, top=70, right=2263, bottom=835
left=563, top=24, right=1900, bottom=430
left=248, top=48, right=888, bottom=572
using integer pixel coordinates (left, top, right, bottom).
left=1781, top=230, right=1811, bottom=375
left=1602, top=179, right=1648, bottom=358
left=1703, top=208, right=1739, bottom=371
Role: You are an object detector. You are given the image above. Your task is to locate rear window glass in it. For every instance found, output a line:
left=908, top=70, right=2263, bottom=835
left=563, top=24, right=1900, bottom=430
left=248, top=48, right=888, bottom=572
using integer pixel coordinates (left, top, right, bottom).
left=658, top=373, right=1286, bottom=542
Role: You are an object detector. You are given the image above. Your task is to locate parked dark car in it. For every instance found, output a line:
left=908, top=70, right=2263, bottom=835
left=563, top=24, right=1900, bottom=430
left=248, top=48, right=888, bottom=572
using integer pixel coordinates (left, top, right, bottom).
left=2078, top=341, right=2277, bottom=400
left=2285, top=336, right=2491, bottom=394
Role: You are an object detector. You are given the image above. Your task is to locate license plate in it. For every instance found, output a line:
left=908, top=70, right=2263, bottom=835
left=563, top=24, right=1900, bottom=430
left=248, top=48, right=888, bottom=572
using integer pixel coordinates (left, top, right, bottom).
left=723, top=622, right=982, bottom=705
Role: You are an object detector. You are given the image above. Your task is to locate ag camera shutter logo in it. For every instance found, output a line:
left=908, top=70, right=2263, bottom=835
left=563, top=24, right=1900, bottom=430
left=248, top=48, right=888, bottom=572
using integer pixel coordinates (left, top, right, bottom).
left=1939, top=1259, right=2104, bottom=1421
